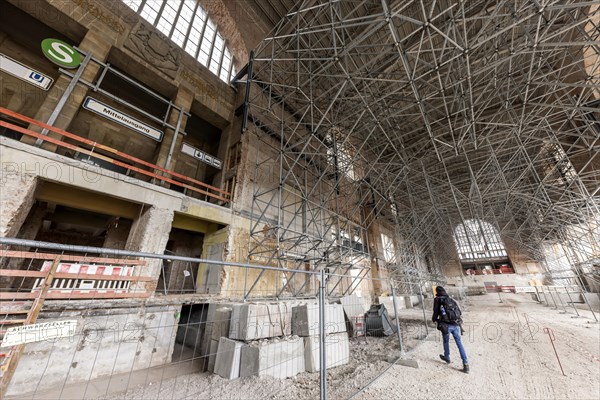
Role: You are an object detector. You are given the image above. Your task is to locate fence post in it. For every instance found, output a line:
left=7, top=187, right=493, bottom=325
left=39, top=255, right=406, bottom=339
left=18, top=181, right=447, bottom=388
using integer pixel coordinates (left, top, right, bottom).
left=555, top=287, right=567, bottom=313
left=565, top=286, right=580, bottom=317
left=318, top=268, right=327, bottom=400
left=391, top=285, right=404, bottom=354
left=541, top=286, right=550, bottom=306
left=547, top=287, right=558, bottom=309
left=533, top=286, right=542, bottom=303
left=418, top=280, right=429, bottom=335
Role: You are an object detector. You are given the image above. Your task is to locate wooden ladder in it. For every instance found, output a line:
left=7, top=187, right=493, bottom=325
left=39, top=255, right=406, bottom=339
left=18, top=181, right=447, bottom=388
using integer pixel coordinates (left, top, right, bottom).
left=0, top=255, right=61, bottom=396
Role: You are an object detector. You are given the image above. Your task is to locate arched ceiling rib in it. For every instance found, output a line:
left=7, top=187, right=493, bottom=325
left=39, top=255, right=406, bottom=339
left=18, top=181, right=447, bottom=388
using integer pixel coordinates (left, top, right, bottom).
left=246, top=0, right=599, bottom=266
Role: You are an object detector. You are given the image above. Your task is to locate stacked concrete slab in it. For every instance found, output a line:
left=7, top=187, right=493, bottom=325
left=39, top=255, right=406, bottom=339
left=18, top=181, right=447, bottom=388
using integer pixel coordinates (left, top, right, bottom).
left=211, top=300, right=349, bottom=380
left=240, top=336, right=305, bottom=378
left=213, top=337, right=244, bottom=379
left=196, top=303, right=233, bottom=372
left=229, top=302, right=296, bottom=340
left=304, top=332, right=350, bottom=372
left=211, top=301, right=301, bottom=379
left=207, top=306, right=233, bottom=373
left=292, top=303, right=346, bottom=336
left=292, top=303, right=350, bottom=372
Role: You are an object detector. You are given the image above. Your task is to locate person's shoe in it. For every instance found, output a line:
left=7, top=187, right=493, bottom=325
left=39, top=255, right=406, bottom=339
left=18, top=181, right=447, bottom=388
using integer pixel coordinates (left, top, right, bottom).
left=439, top=354, right=450, bottom=364
left=462, top=363, right=470, bottom=374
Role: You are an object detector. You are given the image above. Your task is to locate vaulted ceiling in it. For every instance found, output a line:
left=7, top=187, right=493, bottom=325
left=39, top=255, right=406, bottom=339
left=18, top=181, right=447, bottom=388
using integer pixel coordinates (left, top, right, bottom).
left=245, top=0, right=599, bottom=269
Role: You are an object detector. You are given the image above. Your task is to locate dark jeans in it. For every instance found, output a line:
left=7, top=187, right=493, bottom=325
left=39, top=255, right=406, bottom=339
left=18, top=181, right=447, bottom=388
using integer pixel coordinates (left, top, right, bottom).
left=443, top=324, right=468, bottom=364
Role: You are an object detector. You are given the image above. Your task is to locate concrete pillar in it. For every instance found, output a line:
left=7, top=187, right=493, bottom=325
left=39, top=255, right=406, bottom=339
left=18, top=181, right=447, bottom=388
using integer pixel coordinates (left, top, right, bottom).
left=0, top=200, right=46, bottom=288
left=153, top=87, right=195, bottom=171
left=0, top=166, right=37, bottom=238
left=102, top=218, right=131, bottom=250
left=365, top=223, right=385, bottom=296
left=197, top=227, right=228, bottom=294
left=21, top=29, right=112, bottom=151
left=125, top=206, right=174, bottom=292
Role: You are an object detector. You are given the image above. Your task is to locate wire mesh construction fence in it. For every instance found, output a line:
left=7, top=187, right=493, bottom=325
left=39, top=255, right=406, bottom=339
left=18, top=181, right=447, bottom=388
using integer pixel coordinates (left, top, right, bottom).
left=0, top=237, right=446, bottom=400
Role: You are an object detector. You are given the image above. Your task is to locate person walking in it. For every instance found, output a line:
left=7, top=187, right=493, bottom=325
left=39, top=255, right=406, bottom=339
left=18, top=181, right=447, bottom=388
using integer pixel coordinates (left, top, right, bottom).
left=432, top=286, right=469, bottom=373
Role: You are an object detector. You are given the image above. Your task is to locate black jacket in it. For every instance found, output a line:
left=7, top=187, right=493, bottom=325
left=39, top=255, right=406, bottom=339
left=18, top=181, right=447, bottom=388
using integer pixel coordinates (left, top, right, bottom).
left=432, top=293, right=459, bottom=325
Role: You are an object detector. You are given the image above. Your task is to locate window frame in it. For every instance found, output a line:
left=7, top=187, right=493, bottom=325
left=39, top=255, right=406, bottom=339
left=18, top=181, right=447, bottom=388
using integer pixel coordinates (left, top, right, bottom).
left=123, top=0, right=235, bottom=84
left=454, top=219, right=508, bottom=261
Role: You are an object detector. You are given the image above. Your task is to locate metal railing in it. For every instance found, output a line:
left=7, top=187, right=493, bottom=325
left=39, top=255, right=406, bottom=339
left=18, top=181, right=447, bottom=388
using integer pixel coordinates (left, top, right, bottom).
left=0, top=107, right=231, bottom=205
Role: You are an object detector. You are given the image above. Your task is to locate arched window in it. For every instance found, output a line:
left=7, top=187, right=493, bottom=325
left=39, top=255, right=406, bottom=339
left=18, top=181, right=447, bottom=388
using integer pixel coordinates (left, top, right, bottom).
left=123, top=0, right=237, bottom=83
left=454, top=219, right=507, bottom=261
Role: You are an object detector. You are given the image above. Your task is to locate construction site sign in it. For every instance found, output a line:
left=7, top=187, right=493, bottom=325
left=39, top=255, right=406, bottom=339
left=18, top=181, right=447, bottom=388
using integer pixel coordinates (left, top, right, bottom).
left=0, top=320, right=78, bottom=347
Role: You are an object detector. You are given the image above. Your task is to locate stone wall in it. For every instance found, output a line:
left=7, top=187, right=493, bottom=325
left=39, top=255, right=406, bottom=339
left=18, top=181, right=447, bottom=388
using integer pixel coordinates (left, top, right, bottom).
left=7, top=305, right=180, bottom=397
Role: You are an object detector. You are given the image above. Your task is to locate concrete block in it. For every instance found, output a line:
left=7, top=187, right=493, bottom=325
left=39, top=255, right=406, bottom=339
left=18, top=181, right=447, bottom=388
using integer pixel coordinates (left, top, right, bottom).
left=229, top=302, right=294, bottom=340
left=208, top=339, right=220, bottom=373
left=212, top=307, right=233, bottom=340
left=214, top=337, right=244, bottom=379
left=208, top=307, right=232, bottom=372
left=189, top=303, right=233, bottom=372
left=304, top=332, right=350, bottom=372
left=389, top=294, right=414, bottom=309
left=378, top=296, right=405, bottom=318
left=240, top=336, right=305, bottom=379
left=340, top=294, right=370, bottom=318
left=410, top=295, right=420, bottom=306
left=292, top=303, right=346, bottom=337
left=341, top=295, right=371, bottom=332
left=582, top=293, right=600, bottom=311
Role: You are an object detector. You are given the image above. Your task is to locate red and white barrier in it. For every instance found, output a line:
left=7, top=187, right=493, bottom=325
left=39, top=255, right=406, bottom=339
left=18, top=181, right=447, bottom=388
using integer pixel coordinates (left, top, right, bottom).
left=32, top=262, right=134, bottom=294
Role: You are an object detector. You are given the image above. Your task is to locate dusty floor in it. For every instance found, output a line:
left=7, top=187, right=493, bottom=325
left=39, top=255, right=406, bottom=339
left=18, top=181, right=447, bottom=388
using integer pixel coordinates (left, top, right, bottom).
left=357, top=294, right=600, bottom=400
left=90, top=293, right=600, bottom=400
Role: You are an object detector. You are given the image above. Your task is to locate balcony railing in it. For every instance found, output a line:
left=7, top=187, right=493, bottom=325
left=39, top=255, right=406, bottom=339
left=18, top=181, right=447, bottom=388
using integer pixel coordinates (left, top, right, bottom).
left=0, top=107, right=231, bottom=206
left=464, top=267, right=515, bottom=276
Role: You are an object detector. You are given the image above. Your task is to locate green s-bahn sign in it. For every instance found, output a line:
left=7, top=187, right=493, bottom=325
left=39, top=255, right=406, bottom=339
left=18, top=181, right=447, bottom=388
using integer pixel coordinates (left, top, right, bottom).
left=41, top=38, right=81, bottom=69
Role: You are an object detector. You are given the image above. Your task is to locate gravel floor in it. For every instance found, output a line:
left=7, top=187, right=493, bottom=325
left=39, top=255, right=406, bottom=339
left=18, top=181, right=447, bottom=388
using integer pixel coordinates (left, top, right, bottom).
left=93, top=293, right=600, bottom=399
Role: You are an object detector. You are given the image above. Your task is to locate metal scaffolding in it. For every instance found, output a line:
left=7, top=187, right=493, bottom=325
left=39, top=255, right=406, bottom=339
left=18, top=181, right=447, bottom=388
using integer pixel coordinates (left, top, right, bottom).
left=244, top=0, right=599, bottom=296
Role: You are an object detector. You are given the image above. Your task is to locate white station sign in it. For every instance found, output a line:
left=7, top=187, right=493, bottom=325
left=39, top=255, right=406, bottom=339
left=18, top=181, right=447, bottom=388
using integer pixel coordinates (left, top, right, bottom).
left=1, top=320, right=78, bottom=347
left=0, top=53, right=53, bottom=90
left=82, top=97, right=164, bottom=141
left=181, top=142, right=222, bottom=169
